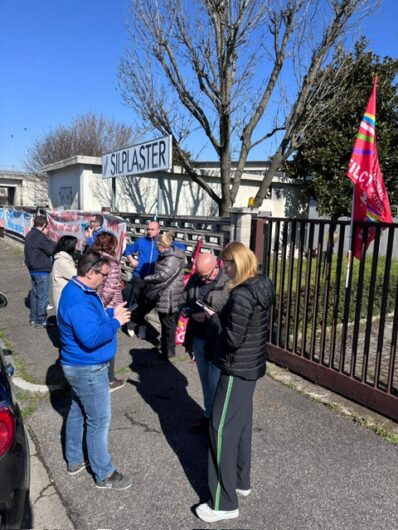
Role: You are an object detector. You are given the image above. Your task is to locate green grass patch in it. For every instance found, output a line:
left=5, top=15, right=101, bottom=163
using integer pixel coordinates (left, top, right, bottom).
left=15, top=389, right=46, bottom=420
left=269, top=253, right=398, bottom=350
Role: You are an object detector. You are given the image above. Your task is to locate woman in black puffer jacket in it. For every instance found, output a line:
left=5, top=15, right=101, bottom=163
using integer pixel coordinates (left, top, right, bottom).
left=196, top=241, right=274, bottom=524
left=144, top=232, right=185, bottom=359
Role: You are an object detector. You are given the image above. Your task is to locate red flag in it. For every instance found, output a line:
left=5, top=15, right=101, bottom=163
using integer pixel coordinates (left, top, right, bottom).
left=175, top=238, right=203, bottom=346
left=347, top=77, right=392, bottom=259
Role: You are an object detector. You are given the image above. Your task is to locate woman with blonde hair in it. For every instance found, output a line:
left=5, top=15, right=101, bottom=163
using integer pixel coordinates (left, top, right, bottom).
left=144, top=231, right=185, bottom=360
left=196, top=241, right=274, bottom=524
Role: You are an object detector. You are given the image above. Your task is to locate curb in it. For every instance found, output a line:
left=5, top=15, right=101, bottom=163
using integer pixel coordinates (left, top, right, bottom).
left=266, top=361, right=398, bottom=442
left=1, top=337, right=64, bottom=394
left=12, top=376, right=64, bottom=394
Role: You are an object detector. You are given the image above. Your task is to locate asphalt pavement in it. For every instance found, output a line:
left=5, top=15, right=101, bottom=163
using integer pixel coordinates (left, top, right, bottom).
left=1, top=237, right=398, bottom=530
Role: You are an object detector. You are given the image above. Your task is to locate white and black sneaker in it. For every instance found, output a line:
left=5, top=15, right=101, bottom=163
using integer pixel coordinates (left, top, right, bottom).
left=67, top=462, right=88, bottom=476
left=126, top=321, right=135, bottom=337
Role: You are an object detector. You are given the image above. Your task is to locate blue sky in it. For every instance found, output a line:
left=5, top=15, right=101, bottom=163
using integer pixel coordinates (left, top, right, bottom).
left=0, top=0, right=397, bottom=171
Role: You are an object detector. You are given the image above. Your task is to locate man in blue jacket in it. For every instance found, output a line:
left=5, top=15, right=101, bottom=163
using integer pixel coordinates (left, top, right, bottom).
left=124, top=221, right=160, bottom=338
left=58, top=251, right=131, bottom=490
left=84, top=214, right=105, bottom=249
left=124, top=221, right=186, bottom=339
left=24, top=215, right=56, bottom=328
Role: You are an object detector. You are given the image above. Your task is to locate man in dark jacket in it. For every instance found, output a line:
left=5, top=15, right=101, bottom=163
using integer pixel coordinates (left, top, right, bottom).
left=181, top=253, right=229, bottom=432
left=24, top=215, right=55, bottom=328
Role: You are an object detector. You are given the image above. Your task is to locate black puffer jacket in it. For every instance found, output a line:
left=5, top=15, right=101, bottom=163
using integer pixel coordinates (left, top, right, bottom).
left=24, top=228, right=55, bottom=272
left=210, top=274, right=274, bottom=381
left=144, top=246, right=185, bottom=313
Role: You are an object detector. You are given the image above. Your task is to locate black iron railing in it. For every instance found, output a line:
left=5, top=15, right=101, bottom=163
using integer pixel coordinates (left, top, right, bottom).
left=262, top=217, right=398, bottom=421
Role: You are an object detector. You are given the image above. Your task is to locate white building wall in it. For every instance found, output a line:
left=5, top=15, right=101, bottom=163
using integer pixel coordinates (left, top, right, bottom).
left=46, top=156, right=307, bottom=217
left=48, top=167, right=81, bottom=209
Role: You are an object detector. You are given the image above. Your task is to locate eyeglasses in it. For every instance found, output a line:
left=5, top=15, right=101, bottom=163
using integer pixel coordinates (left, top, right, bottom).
left=88, top=257, right=108, bottom=277
left=198, top=264, right=217, bottom=281
left=92, top=270, right=108, bottom=278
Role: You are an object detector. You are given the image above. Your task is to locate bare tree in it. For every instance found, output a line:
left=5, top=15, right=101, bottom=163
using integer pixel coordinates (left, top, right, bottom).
left=119, top=0, right=380, bottom=215
left=25, top=113, right=134, bottom=191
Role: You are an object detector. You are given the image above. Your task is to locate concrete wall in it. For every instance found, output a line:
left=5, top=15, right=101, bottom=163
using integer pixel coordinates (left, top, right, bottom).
left=0, top=172, right=47, bottom=207
left=48, top=166, right=81, bottom=209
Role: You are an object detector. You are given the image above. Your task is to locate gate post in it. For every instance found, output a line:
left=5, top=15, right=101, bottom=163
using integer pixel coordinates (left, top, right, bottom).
left=250, top=213, right=271, bottom=272
left=229, top=207, right=257, bottom=247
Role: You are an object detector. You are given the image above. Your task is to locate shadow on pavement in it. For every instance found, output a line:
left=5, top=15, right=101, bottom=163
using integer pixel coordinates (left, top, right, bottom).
left=128, top=348, right=208, bottom=500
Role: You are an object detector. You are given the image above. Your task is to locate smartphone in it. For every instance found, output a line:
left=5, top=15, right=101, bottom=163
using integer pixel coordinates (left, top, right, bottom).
left=195, top=300, right=213, bottom=312
left=127, top=302, right=138, bottom=311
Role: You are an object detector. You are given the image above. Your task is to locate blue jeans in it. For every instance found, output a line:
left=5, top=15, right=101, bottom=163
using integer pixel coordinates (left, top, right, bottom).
left=193, top=336, right=220, bottom=418
left=30, top=273, right=50, bottom=324
left=62, top=363, right=114, bottom=482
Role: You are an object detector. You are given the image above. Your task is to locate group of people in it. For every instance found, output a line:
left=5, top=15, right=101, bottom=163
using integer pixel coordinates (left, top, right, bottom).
left=23, top=214, right=275, bottom=523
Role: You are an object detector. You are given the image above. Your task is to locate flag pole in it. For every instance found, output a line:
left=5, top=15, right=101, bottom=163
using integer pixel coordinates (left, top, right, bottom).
left=345, top=184, right=356, bottom=289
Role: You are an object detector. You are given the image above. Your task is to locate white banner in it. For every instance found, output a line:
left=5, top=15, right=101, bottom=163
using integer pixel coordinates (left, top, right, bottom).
left=102, top=135, right=172, bottom=179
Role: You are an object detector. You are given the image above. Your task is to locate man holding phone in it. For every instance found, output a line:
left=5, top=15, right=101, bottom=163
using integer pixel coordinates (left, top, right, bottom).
left=58, top=251, right=132, bottom=489
left=181, top=253, right=230, bottom=432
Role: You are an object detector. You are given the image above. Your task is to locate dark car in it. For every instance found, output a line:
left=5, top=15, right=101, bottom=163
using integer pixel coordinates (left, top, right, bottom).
left=0, top=293, right=30, bottom=529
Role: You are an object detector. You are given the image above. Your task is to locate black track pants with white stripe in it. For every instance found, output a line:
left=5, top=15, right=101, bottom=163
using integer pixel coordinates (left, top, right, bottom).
left=207, top=373, right=256, bottom=511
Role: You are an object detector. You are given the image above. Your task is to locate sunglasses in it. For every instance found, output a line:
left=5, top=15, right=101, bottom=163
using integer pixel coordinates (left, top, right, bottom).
left=92, top=270, right=108, bottom=278
left=88, top=257, right=108, bottom=278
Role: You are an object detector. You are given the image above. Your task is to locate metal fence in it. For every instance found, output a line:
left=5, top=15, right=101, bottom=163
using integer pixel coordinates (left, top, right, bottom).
left=262, top=217, right=398, bottom=421
left=3, top=207, right=231, bottom=279
left=116, top=212, right=231, bottom=280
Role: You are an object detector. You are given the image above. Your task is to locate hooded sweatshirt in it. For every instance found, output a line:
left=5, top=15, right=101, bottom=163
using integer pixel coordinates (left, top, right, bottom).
left=51, top=251, right=77, bottom=312
left=210, top=274, right=274, bottom=380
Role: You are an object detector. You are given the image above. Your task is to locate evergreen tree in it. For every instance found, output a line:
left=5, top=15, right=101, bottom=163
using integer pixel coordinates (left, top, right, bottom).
left=287, top=40, right=398, bottom=219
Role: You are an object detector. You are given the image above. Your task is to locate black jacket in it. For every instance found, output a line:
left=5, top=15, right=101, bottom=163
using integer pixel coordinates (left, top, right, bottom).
left=24, top=228, right=55, bottom=273
left=182, top=269, right=230, bottom=359
left=210, top=275, right=274, bottom=381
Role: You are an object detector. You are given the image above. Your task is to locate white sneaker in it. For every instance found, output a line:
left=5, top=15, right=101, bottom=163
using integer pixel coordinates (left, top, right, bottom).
left=236, top=488, right=251, bottom=497
left=47, top=304, right=53, bottom=310
left=126, top=322, right=135, bottom=337
left=196, top=502, right=239, bottom=523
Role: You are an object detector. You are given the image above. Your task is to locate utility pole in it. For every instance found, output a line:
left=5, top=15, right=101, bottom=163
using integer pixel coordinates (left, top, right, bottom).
left=10, top=134, right=14, bottom=171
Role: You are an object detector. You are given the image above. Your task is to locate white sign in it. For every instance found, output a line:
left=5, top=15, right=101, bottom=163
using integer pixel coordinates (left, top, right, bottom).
left=102, top=135, right=172, bottom=179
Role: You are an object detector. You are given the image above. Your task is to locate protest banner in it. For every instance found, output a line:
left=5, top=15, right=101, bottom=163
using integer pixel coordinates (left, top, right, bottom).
left=4, top=208, right=33, bottom=237
left=46, top=210, right=127, bottom=257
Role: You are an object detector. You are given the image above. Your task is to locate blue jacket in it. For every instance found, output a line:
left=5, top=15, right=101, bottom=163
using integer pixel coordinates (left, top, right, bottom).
left=124, top=237, right=158, bottom=279
left=58, top=277, right=120, bottom=366
left=86, top=226, right=105, bottom=248
left=125, top=237, right=185, bottom=279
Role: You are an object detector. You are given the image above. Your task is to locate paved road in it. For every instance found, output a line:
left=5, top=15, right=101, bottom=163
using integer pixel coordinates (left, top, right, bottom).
left=1, top=238, right=398, bottom=529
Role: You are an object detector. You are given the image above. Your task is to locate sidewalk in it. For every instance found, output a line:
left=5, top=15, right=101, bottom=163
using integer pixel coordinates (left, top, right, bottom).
left=1, top=238, right=398, bottom=529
